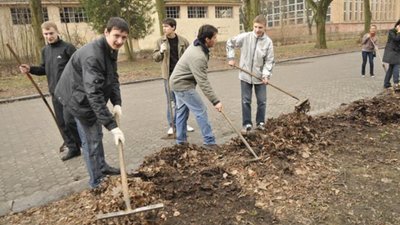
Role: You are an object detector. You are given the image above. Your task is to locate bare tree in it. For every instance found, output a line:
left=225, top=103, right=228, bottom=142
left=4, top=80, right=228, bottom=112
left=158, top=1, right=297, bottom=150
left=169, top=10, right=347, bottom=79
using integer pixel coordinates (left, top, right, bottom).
left=363, top=0, right=372, bottom=34
left=305, top=0, right=314, bottom=35
left=305, top=0, right=332, bottom=49
left=243, top=0, right=261, bottom=31
left=29, top=0, right=44, bottom=63
left=155, top=0, right=166, bottom=35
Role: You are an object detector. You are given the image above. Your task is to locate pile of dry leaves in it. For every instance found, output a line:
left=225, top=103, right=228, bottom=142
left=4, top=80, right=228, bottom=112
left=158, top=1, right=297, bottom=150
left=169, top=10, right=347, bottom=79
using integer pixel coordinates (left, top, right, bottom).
left=1, top=92, right=399, bottom=225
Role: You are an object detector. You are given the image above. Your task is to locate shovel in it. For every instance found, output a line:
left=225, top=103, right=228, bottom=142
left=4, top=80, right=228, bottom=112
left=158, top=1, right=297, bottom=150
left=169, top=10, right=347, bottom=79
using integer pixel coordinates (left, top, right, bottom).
left=97, top=114, right=164, bottom=220
left=232, top=65, right=310, bottom=113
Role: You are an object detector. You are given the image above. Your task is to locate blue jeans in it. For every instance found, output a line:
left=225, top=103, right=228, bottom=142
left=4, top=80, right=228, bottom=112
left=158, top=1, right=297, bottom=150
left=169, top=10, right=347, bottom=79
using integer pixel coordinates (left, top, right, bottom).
left=75, top=118, right=107, bottom=188
left=174, top=89, right=215, bottom=145
left=384, top=64, right=399, bottom=88
left=163, top=79, right=176, bottom=127
left=361, top=51, right=374, bottom=76
left=241, top=80, right=267, bottom=126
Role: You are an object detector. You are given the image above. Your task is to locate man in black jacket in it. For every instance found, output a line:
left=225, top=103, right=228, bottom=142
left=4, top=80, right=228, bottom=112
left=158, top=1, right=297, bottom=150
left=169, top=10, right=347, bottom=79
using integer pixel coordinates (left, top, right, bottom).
left=19, top=21, right=81, bottom=161
left=55, top=17, right=127, bottom=189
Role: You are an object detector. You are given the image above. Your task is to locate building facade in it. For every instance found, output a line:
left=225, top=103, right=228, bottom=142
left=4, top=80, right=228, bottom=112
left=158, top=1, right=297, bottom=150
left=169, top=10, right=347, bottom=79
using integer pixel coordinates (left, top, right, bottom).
left=0, top=0, right=241, bottom=60
left=263, top=0, right=400, bottom=42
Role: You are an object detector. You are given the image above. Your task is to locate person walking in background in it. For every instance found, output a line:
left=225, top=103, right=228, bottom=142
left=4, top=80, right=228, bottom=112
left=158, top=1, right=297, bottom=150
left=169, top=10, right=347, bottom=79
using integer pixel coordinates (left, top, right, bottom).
left=19, top=21, right=81, bottom=161
left=152, top=18, right=194, bottom=136
left=361, top=24, right=378, bottom=78
left=55, top=17, right=127, bottom=189
left=383, top=19, right=400, bottom=90
left=170, top=24, right=222, bottom=150
left=226, top=15, right=274, bottom=134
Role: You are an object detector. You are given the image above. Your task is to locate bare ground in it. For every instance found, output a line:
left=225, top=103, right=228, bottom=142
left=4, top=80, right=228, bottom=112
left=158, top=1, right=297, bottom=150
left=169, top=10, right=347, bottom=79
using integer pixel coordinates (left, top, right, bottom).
left=1, top=90, right=399, bottom=225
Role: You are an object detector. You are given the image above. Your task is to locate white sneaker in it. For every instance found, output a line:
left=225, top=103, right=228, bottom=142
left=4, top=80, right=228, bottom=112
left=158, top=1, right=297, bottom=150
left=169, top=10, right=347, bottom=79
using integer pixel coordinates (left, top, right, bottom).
left=167, top=127, right=173, bottom=135
left=187, top=125, right=194, bottom=132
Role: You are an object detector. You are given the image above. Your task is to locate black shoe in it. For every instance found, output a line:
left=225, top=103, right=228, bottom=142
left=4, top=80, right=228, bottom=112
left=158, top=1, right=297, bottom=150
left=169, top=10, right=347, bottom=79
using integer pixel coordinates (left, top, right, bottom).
left=59, top=143, right=68, bottom=152
left=202, top=144, right=221, bottom=151
left=102, top=166, right=120, bottom=175
left=61, top=150, right=81, bottom=161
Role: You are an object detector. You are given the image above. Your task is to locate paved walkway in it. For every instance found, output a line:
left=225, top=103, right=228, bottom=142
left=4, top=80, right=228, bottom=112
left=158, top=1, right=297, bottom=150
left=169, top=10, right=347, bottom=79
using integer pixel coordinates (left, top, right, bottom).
left=0, top=51, right=386, bottom=216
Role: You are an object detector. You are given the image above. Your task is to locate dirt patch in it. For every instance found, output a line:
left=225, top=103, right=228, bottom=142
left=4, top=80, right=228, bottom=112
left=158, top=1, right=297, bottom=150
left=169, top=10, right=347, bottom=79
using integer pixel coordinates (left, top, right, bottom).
left=1, top=91, right=399, bottom=225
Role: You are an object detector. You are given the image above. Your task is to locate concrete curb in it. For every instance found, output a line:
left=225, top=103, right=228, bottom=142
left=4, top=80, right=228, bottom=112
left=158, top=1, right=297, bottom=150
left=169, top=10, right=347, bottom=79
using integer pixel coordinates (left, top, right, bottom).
left=0, top=49, right=361, bottom=105
left=0, top=179, right=88, bottom=216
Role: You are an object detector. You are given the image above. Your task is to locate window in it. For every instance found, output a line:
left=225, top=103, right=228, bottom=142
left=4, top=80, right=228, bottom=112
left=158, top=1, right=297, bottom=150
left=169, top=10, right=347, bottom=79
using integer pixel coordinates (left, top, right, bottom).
left=60, top=7, right=88, bottom=23
left=166, top=6, right=180, bottom=18
left=188, top=6, right=207, bottom=18
left=10, top=7, right=48, bottom=25
left=215, top=6, right=233, bottom=18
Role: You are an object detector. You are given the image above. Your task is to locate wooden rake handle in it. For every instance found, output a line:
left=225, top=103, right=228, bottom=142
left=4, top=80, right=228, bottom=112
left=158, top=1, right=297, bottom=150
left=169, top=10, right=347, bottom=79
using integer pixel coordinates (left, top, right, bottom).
left=232, top=65, right=300, bottom=101
left=371, top=41, right=387, bottom=73
left=220, top=110, right=259, bottom=160
left=114, top=114, right=132, bottom=211
left=6, top=43, right=65, bottom=144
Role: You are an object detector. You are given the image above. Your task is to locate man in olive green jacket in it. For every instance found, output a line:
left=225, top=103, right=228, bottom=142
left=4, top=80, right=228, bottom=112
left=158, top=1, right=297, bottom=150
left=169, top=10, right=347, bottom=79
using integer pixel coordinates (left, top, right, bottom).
left=153, top=18, right=194, bottom=136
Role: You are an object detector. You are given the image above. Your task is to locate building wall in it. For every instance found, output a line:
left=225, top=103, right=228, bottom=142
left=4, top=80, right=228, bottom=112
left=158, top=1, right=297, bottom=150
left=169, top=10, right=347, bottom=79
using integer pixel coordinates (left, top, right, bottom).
left=138, top=3, right=241, bottom=50
left=0, top=1, right=99, bottom=60
left=263, top=0, right=400, bottom=44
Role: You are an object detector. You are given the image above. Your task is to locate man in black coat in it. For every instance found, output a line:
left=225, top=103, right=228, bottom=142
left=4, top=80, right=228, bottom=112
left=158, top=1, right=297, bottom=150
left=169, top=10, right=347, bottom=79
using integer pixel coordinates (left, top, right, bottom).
left=383, top=19, right=400, bottom=89
left=19, top=21, right=81, bottom=161
left=55, top=17, right=127, bottom=188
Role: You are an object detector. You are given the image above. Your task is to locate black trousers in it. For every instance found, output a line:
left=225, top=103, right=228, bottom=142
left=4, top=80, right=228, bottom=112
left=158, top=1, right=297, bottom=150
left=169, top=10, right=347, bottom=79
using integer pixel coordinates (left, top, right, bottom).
left=51, top=95, right=81, bottom=152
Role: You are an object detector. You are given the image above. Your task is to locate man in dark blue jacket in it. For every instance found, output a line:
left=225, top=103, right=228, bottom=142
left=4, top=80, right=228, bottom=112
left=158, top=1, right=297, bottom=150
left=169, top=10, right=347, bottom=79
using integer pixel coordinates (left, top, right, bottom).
left=19, top=21, right=81, bottom=161
left=55, top=17, right=127, bottom=188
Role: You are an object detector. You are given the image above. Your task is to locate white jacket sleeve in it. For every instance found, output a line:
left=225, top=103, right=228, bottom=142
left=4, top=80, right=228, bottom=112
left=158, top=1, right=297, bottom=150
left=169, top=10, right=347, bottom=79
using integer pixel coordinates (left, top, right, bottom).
left=226, top=33, right=248, bottom=59
left=262, top=39, right=275, bottom=78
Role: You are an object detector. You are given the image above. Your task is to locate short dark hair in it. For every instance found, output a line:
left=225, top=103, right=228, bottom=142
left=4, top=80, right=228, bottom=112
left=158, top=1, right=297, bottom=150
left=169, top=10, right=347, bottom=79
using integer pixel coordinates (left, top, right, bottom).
left=106, top=17, right=129, bottom=33
left=395, top=19, right=400, bottom=28
left=162, top=18, right=177, bottom=31
left=197, top=24, right=218, bottom=43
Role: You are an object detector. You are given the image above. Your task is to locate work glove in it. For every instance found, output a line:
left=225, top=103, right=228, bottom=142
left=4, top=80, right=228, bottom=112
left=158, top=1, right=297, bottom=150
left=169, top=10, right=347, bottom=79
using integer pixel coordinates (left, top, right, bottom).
left=160, top=42, right=167, bottom=53
left=112, top=105, right=122, bottom=117
left=111, top=127, right=125, bottom=146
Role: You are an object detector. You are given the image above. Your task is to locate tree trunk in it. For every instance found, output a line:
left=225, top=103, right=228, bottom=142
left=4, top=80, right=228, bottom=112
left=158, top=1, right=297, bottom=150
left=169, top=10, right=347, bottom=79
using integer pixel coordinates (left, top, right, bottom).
left=29, top=0, right=44, bottom=63
left=155, top=0, right=166, bottom=35
left=306, top=0, right=332, bottom=49
left=243, top=0, right=260, bottom=32
left=305, top=1, right=313, bottom=35
left=363, top=0, right=372, bottom=34
left=315, top=14, right=327, bottom=49
left=124, top=34, right=135, bottom=61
